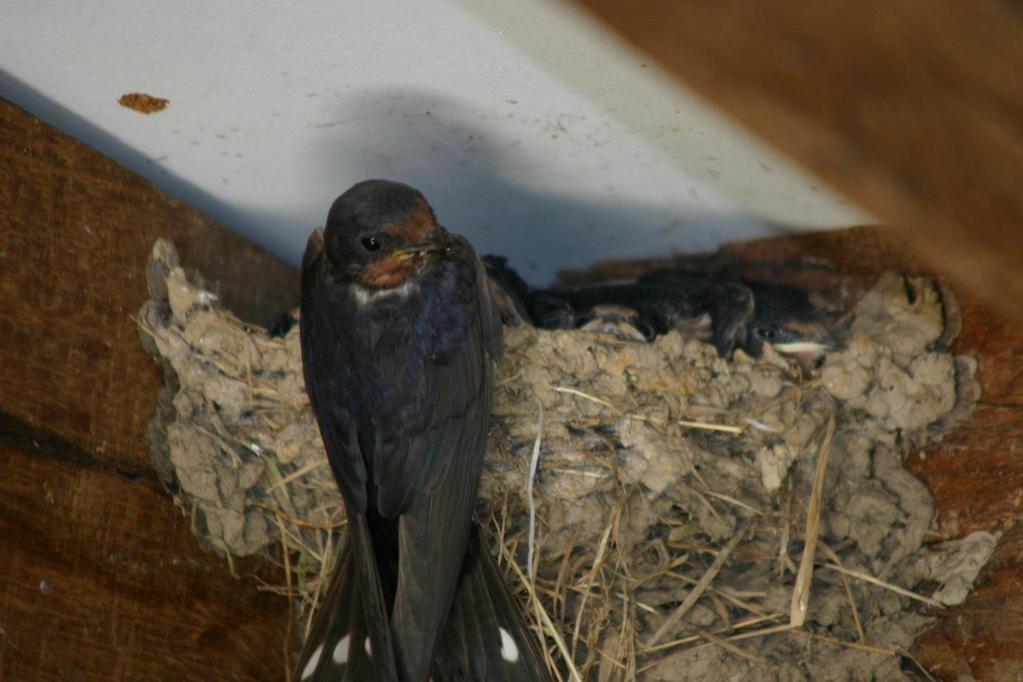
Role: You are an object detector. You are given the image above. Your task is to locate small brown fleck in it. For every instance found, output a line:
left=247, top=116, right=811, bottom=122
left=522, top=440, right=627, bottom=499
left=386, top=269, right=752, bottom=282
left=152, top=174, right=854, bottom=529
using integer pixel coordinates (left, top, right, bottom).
left=118, top=93, right=169, bottom=114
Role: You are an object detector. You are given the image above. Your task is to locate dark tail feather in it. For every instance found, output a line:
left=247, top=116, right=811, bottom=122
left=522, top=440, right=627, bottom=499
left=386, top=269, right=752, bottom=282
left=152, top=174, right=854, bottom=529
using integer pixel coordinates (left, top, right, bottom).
left=294, top=515, right=399, bottom=681
left=294, top=540, right=361, bottom=680
left=294, top=525, right=550, bottom=681
left=432, top=529, right=552, bottom=681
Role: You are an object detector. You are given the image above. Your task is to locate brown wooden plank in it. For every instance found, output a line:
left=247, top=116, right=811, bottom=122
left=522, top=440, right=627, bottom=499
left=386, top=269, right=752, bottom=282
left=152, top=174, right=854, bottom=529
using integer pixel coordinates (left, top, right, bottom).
left=906, top=272, right=1023, bottom=680
left=0, top=97, right=299, bottom=469
left=572, top=0, right=1023, bottom=320
left=911, top=527, right=1023, bottom=681
left=0, top=438, right=291, bottom=681
left=0, top=98, right=299, bottom=680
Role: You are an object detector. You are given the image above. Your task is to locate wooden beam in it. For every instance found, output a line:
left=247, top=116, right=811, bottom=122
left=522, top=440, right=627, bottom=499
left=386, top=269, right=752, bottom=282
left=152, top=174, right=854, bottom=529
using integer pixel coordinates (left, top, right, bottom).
left=572, top=0, right=1023, bottom=319
left=0, top=97, right=298, bottom=468
left=0, top=97, right=299, bottom=680
left=0, top=437, right=292, bottom=681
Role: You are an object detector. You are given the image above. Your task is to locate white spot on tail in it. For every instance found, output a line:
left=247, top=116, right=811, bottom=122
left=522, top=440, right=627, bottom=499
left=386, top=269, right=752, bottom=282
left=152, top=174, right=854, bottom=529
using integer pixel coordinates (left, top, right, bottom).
left=332, top=634, right=351, bottom=664
left=364, top=637, right=373, bottom=657
left=301, top=643, right=323, bottom=679
left=499, top=628, right=519, bottom=663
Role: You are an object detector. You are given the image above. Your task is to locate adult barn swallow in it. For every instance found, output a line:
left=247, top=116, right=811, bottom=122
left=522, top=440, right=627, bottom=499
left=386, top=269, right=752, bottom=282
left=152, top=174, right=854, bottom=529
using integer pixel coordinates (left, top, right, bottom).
left=296, top=180, right=548, bottom=681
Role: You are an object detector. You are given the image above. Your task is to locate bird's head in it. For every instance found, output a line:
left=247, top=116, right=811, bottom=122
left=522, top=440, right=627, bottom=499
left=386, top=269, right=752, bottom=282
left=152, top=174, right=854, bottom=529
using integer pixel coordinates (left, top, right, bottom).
left=321, top=179, right=448, bottom=289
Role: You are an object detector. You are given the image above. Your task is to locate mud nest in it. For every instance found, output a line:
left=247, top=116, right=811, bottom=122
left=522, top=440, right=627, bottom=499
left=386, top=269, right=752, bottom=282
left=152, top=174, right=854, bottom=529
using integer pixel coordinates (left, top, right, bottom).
left=138, top=240, right=995, bottom=681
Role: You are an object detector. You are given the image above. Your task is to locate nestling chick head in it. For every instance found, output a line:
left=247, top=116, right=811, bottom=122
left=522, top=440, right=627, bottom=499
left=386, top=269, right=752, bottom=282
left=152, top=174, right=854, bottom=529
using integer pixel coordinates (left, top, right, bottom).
left=324, top=179, right=448, bottom=289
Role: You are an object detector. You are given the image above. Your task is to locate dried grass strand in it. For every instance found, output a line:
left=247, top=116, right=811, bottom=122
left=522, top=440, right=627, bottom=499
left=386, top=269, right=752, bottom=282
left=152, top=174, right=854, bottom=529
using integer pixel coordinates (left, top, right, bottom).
left=821, top=562, right=944, bottom=608
left=789, top=397, right=835, bottom=626
left=527, top=398, right=545, bottom=582
left=645, top=516, right=757, bottom=647
left=499, top=541, right=583, bottom=682
left=700, top=629, right=767, bottom=665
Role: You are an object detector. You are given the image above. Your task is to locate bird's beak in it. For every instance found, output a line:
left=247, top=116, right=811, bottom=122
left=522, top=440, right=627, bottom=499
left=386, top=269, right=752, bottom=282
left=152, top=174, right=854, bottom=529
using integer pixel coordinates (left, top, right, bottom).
left=390, top=235, right=446, bottom=261
left=771, top=340, right=830, bottom=355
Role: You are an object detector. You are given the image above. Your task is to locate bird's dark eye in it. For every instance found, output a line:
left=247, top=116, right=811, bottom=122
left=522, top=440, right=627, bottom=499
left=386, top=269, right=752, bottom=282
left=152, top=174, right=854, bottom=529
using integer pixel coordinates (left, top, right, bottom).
left=756, top=326, right=776, bottom=340
left=360, top=235, right=381, bottom=252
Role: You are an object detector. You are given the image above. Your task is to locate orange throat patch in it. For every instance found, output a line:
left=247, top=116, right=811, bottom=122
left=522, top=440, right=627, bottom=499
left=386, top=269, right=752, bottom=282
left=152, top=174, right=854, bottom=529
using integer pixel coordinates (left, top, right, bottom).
left=356, top=251, right=431, bottom=289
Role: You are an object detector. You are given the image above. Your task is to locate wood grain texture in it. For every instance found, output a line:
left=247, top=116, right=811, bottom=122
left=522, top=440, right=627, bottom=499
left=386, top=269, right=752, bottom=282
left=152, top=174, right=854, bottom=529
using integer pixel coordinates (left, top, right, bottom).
left=573, top=0, right=1023, bottom=320
left=911, top=527, right=1023, bottom=681
left=0, top=97, right=299, bottom=469
left=0, top=98, right=298, bottom=680
left=0, top=439, right=289, bottom=681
